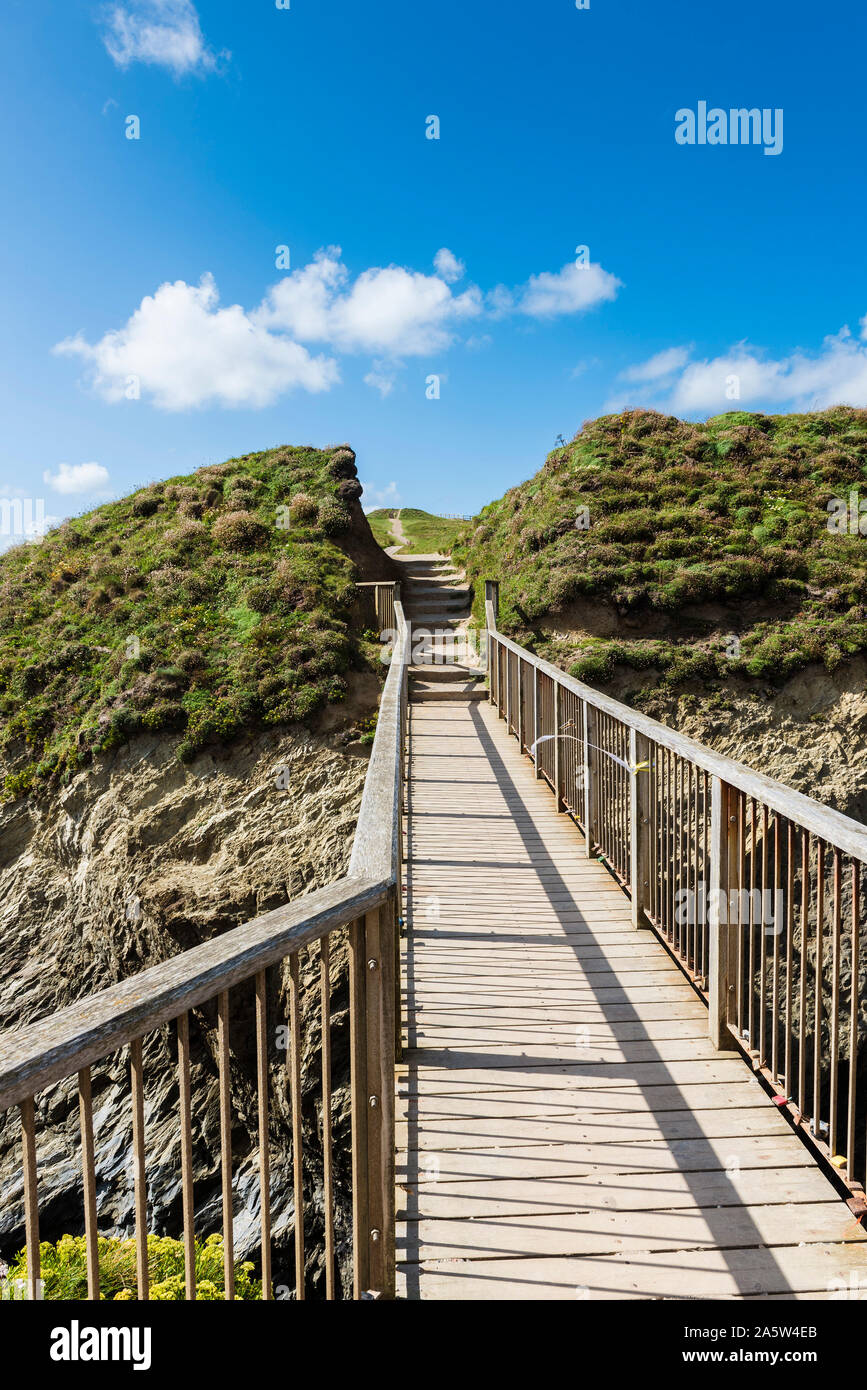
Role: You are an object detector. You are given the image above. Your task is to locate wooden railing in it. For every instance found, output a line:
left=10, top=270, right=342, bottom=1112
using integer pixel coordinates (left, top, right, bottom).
left=357, top=581, right=399, bottom=636
left=0, top=598, right=410, bottom=1302
left=485, top=579, right=867, bottom=1210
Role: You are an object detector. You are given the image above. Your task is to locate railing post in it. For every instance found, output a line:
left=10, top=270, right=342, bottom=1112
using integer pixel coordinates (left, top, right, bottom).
left=553, top=679, right=565, bottom=812
left=484, top=580, right=499, bottom=699
left=348, top=917, right=369, bottom=1297
left=583, top=703, right=598, bottom=854
left=349, top=903, right=397, bottom=1299
left=517, top=655, right=524, bottom=751
left=533, top=666, right=541, bottom=778
left=708, top=777, right=739, bottom=1050
left=484, top=580, right=499, bottom=626
left=629, top=729, right=651, bottom=927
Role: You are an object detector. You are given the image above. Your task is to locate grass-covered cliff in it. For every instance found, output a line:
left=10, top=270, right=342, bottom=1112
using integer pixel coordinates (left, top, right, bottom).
left=454, top=408, right=867, bottom=694
left=0, top=443, right=395, bottom=800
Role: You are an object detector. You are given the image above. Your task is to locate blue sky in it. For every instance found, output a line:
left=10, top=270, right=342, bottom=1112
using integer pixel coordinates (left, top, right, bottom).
left=1, top=0, right=866, bottom=537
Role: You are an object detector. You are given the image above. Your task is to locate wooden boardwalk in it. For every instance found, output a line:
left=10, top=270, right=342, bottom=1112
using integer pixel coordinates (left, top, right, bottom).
left=396, top=698, right=867, bottom=1300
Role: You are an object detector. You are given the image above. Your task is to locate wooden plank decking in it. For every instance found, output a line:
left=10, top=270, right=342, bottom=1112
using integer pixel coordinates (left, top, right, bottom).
left=396, top=698, right=867, bottom=1300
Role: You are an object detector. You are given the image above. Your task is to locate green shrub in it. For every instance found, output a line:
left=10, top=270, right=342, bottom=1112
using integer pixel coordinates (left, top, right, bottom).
left=213, top=510, right=269, bottom=551
left=289, top=492, right=318, bottom=523
left=131, top=492, right=160, bottom=518
left=317, top=497, right=352, bottom=536
left=6, top=1232, right=261, bottom=1301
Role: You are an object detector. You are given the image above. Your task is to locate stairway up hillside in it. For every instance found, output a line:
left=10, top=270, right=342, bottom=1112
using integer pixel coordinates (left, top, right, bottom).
left=393, top=553, right=486, bottom=703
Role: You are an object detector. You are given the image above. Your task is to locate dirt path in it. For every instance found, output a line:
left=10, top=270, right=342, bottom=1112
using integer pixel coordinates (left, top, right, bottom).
left=386, top=508, right=409, bottom=554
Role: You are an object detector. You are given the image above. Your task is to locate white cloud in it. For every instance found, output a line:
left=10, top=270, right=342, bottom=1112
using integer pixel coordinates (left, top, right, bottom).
left=485, top=284, right=516, bottom=318
left=620, top=346, right=691, bottom=383
left=43, top=462, right=111, bottom=495
left=54, top=248, right=625, bottom=412
left=256, top=248, right=483, bottom=356
left=433, top=248, right=465, bottom=283
left=614, top=320, right=867, bottom=416
left=54, top=274, right=339, bottom=411
left=512, top=260, right=622, bottom=319
left=101, top=0, right=225, bottom=77
left=569, top=357, right=600, bottom=380
left=364, top=362, right=397, bottom=397
left=669, top=328, right=867, bottom=414
left=361, top=480, right=400, bottom=511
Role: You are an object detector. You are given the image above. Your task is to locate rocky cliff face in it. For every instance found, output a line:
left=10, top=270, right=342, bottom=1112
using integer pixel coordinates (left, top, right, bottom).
left=0, top=722, right=371, bottom=1296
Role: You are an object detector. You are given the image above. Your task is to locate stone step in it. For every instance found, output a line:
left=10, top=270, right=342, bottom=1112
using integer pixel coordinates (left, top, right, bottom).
left=404, top=612, right=468, bottom=627
left=409, top=664, right=482, bottom=681
left=404, top=571, right=464, bottom=585
left=399, top=557, right=455, bottom=571
left=404, top=584, right=470, bottom=599
left=410, top=680, right=487, bottom=703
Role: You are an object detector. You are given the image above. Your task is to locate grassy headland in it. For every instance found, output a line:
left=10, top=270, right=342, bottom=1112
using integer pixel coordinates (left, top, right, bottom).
left=0, top=444, right=393, bottom=800
left=452, top=408, right=867, bottom=697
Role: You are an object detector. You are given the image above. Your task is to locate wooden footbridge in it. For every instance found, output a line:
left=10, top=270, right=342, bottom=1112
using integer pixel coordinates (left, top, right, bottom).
left=2, top=559, right=867, bottom=1301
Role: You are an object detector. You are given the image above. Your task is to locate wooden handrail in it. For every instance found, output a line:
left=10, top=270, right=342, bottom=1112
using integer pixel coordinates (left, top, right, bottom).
left=486, top=607, right=867, bottom=864
left=0, top=876, right=389, bottom=1113
left=350, top=597, right=409, bottom=884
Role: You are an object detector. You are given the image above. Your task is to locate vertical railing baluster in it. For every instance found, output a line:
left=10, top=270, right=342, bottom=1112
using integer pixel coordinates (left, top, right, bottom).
left=785, top=822, right=795, bottom=1098
left=813, top=844, right=825, bottom=1137
left=709, top=777, right=735, bottom=1048
left=516, top=654, right=524, bottom=750
left=759, top=806, right=769, bottom=1065
left=288, top=952, right=305, bottom=1300
left=582, top=702, right=593, bottom=853
left=798, top=830, right=809, bottom=1118
left=748, top=799, right=757, bottom=1053
left=533, top=665, right=540, bottom=779
left=177, top=1011, right=196, bottom=1300
left=20, top=1096, right=40, bottom=1302
left=319, top=938, right=335, bottom=1300
left=666, top=750, right=674, bottom=946
left=78, top=1066, right=100, bottom=1301
left=349, top=917, right=368, bottom=1298
left=553, top=679, right=563, bottom=813
left=130, top=1037, right=149, bottom=1300
left=255, top=969, right=272, bottom=1300
left=771, top=814, right=781, bottom=1083
left=847, top=861, right=859, bottom=1183
left=654, top=747, right=661, bottom=928
left=629, top=728, right=650, bottom=929
left=702, top=771, right=710, bottom=981
left=830, top=850, right=842, bottom=1158
left=676, top=757, right=684, bottom=957
left=217, top=990, right=235, bottom=1301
